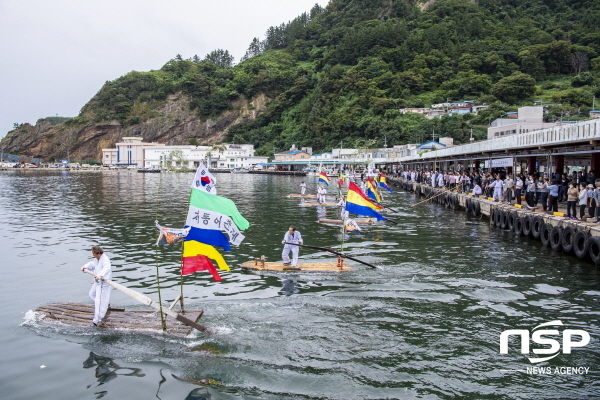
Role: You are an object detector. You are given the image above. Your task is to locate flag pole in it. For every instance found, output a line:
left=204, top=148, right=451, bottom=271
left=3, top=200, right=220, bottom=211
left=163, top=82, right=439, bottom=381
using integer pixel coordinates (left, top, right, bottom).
left=153, top=169, right=167, bottom=330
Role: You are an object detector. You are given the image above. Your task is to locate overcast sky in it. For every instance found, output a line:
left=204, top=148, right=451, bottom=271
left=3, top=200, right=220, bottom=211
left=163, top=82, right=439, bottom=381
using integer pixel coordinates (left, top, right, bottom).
left=0, top=0, right=329, bottom=138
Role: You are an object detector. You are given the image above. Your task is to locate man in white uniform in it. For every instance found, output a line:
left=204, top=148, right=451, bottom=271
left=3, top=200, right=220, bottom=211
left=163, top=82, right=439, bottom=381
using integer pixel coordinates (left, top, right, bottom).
left=337, top=195, right=349, bottom=220
left=300, top=182, right=307, bottom=195
left=282, top=226, right=303, bottom=268
left=80, top=245, right=112, bottom=327
left=489, top=176, right=504, bottom=202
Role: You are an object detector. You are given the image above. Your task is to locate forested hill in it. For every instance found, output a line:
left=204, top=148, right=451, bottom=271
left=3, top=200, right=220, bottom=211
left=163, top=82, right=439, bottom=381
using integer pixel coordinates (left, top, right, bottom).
left=3, top=0, right=600, bottom=161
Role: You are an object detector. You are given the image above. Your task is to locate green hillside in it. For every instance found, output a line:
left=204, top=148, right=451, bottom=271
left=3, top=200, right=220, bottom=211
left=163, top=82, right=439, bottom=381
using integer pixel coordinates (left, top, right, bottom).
left=73, top=0, right=600, bottom=156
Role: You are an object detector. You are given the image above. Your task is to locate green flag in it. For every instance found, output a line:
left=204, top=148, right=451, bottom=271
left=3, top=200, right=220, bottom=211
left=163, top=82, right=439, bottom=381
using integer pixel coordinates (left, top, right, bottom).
left=189, top=188, right=250, bottom=230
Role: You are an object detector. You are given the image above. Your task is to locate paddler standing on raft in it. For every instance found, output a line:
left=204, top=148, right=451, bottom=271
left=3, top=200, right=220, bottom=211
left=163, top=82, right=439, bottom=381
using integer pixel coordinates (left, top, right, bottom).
left=300, top=181, right=307, bottom=195
left=80, top=245, right=112, bottom=327
left=282, top=226, right=303, bottom=269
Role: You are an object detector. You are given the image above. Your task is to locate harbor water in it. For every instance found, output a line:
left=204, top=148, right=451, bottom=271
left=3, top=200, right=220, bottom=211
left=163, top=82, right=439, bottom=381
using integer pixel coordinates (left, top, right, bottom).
left=1, top=170, right=599, bottom=399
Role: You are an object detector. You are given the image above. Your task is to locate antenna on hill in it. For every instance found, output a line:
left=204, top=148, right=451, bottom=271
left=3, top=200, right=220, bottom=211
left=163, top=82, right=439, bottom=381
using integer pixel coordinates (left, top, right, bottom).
left=432, top=130, right=437, bottom=142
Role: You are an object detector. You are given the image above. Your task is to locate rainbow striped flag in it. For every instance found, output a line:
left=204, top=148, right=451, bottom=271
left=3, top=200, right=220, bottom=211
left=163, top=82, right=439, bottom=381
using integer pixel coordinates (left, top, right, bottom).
left=346, top=182, right=386, bottom=221
left=379, top=175, right=393, bottom=193
left=318, top=172, right=330, bottom=186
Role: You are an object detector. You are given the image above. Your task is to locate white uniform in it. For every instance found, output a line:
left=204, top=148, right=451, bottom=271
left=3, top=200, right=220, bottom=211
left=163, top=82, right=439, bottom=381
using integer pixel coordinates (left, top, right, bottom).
left=300, top=183, right=306, bottom=195
left=82, top=254, right=112, bottom=325
left=437, top=174, right=444, bottom=188
left=490, top=179, right=504, bottom=201
left=337, top=198, right=349, bottom=219
left=282, top=230, right=303, bottom=267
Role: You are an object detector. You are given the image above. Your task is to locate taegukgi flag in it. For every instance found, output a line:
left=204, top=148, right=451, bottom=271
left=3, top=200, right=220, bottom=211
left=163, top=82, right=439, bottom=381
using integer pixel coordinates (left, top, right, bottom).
left=191, top=163, right=217, bottom=194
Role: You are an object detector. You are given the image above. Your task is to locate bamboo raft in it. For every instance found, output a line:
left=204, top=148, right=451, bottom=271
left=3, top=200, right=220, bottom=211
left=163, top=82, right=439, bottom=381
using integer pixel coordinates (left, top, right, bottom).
left=288, top=194, right=317, bottom=198
left=240, top=260, right=351, bottom=272
left=318, top=218, right=375, bottom=225
left=299, top=202, right=339, bottom=207
left=34, top=303, right=204, bottom=337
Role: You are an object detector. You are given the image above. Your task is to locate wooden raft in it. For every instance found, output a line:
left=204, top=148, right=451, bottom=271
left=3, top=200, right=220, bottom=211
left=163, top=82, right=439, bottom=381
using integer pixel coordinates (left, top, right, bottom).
left=299, top=202, right=338, bottom=207
left=288, top=194, right=317, bottom=198
left=318, top=218, right=375, bottom=225
left=34, top=303, right=204, bottom=337
left=240, top=260, right=351, bottom=272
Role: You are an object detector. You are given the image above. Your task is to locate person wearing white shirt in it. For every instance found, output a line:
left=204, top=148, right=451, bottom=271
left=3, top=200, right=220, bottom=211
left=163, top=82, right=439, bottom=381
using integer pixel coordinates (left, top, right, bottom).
left=282, top=226, right=303, bottom=268
left=489, top=176, right=504, bottom=202
left=300, top=182, right=307, bottom=195
left=515, top=176, right=524, bottom=205
left=80, top=246, right=112, bottom=327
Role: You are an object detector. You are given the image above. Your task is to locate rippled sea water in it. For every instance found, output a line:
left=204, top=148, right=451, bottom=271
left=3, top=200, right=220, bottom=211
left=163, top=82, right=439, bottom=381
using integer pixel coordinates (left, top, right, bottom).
left=1, top=170, right=599, bottom=399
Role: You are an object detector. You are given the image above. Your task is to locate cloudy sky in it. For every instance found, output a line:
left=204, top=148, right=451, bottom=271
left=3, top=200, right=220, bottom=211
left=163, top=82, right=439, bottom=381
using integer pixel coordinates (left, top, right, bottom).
left=0, top=0, right=329, bottom=138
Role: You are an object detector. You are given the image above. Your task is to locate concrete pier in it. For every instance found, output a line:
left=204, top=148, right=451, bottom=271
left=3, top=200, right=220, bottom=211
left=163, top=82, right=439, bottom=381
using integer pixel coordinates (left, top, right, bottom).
left=389, top=178, right=600, bottom=264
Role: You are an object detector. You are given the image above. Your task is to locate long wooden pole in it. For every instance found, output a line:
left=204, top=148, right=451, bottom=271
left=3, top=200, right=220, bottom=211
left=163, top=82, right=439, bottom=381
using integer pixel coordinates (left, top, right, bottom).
left=411, top=187, right=452, bottom=207
left=83, top=270, right=209, bottom=333
left=284, top=242, right=378, bottom=269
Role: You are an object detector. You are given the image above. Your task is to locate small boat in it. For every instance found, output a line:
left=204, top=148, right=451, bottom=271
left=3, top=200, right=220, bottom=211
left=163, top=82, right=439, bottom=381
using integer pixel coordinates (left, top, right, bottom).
left=34, top=303, right=204, bottom=337
left=230, top=167, right=249, bottom=173
left=318, top=218, right=375, bottom=225
left=240, top=259, right=351, bottom=272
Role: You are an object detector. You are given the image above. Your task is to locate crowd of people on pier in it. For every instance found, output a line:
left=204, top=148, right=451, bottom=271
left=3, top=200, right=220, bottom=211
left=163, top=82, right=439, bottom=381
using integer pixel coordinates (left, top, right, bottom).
left=397, top=169, right=600, bottom=222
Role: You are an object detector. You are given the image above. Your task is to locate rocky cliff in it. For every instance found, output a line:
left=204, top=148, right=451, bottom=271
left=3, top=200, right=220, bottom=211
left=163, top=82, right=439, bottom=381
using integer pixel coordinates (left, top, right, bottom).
left=1, top=92, right=269, bottom=161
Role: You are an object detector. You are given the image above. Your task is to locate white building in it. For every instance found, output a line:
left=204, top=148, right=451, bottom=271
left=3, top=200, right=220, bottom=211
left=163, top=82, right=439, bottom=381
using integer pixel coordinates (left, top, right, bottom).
left=103, top=139, right=267, bottom=170
left=102, top=137, right=163, bottom=167
left=487, top=106, right=556, bottom=139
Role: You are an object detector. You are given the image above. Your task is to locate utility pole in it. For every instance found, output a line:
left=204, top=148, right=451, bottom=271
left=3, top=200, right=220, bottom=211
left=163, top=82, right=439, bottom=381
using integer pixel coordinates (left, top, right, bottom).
left=432, top=129, right=437, bottom=142
left=340, top=140, right=343, bottom=149
left=470, top=128, right=474, bottom=142
left=383, top=135, right=387, bottom=148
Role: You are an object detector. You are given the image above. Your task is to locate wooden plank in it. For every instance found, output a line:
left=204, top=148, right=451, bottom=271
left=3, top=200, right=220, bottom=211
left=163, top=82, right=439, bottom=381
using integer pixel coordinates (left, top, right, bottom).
left=82, top=270, right=209, bottom=333
left=318, top=218, right=375, bottom=225
left=35, top=303, right=204, bottom=337
left=240, top=260, right=351, bottom=272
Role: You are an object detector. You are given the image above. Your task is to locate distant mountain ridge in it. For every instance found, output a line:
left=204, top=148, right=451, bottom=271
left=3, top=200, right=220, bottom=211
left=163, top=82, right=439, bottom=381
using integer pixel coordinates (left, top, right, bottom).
left=2, top=0, right=599, bottom=161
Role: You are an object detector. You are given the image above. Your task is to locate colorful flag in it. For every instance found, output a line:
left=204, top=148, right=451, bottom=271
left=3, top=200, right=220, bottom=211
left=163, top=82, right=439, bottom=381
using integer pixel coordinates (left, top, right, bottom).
left=318, top=172, right=330, bottom=186
left=186, top=206, right=245, bottom=245
left=185, top=226, right=231, bottom=251
left=183, top=240, right=230, bottom=271
left=366, top=178, right=382, bottom=203
left=191, top=163, right=217, bottom=194
left=379, top=175, right=393, bottom=193
left=337, top=172, right=345, bottom=188
left=190, top=188, right=250, bottom=230
left=155, top=224, right=190, bottom=245
left=181, top=254, right=221, bottom=281
left=346, top=182, right=386, bottom=221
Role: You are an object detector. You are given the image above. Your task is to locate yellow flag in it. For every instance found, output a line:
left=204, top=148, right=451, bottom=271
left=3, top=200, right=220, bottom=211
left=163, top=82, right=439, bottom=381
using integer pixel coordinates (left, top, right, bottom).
left=183, top=240, right=230, bottom=271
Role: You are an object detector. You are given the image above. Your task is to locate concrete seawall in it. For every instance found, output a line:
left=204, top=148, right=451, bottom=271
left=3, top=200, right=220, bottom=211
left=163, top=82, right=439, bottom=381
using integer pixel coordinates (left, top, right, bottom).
left=389, top=178, right=600, bottom=264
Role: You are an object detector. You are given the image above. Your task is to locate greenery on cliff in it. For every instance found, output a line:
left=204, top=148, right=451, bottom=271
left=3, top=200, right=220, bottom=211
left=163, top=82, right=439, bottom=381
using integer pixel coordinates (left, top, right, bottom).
left=19, top=0, right=600, bottom=156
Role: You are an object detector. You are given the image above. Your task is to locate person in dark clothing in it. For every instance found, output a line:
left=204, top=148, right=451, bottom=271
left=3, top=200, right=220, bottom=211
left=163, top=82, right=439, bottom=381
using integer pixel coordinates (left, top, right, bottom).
left=587, top=171, right=596, bottom=186
left=559, top=174, right=570, bottom=202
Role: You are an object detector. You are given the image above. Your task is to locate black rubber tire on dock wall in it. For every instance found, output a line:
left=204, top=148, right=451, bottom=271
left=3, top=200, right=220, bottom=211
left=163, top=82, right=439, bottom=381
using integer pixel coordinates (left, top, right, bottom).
left=494, top=209, right=502, bottom=227
left=561, top=226, right=576, bottom=253
left=532, top=216, right=544, bottom=239
left=500, top=211, right=509, bottom=229
left=550, top=226, right=564, bottom=251
left=522, top=215, right=533, bottom=236
left=472, top=201, right=481, bottom=217
left=540, top=223, right=553, bottom=247
left=573, top=231, right=590, bottom=259
left=514, top=217, right=523, bottom=235
left=508, top=212, right=517, bottom=232
left=588, top=236, right=600, bottom=264
left=465, top=198, right=472, bottom=214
